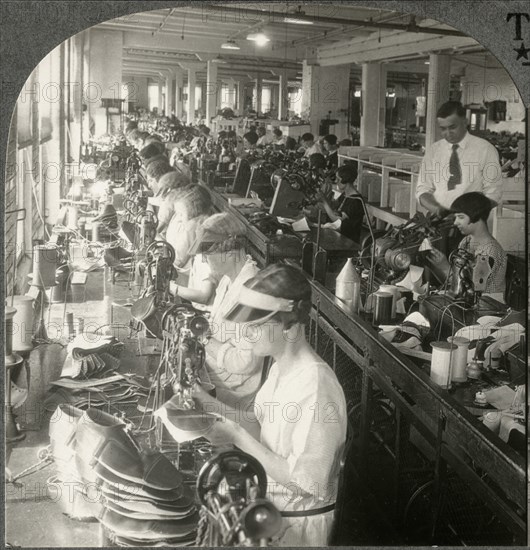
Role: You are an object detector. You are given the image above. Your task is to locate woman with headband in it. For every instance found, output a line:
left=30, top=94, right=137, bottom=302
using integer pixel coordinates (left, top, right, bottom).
left=193, top=263, right=347, bottom=546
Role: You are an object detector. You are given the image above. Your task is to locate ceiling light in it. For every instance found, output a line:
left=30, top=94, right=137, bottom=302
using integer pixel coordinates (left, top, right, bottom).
left=246, top=32, right=270, bottom=46
left=221, top=39, right=240, bottom=50
left=283, top=17, right=313, bottom=25
left=424, top=61, right=430, bottom=65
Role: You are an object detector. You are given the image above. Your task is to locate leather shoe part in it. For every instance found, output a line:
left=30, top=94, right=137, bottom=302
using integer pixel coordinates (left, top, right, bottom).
left=95, top=443, right=183, bottom=491
left=104, top=500, right=195, bottom=522
left=99, top=508, right=198, bottom=541
left=102, top=488, right=194, bottom=517
left=97, top=467, right=191, bottom=504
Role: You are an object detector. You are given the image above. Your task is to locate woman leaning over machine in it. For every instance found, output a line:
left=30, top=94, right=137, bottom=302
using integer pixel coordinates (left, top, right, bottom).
left=193, top=263, right=347, bottom=546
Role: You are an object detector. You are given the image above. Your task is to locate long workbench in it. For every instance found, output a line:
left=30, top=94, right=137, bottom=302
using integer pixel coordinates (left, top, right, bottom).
left=200, top=181, right=526, bottom=544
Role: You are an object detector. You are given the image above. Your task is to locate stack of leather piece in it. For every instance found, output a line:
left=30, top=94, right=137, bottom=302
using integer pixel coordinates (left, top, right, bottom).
left=60, top=334, right=124, bottom=379
left=45, top=373, right=150, bottom=411
left=49, top=406, right=198, bottom=545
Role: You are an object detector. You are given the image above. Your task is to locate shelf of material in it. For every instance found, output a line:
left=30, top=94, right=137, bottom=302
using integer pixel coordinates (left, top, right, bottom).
left=339, top=146, right=424, bottom=224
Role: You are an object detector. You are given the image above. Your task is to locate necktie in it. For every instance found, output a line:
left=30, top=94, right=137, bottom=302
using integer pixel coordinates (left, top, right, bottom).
left=447, top=144, right=461, bottom=190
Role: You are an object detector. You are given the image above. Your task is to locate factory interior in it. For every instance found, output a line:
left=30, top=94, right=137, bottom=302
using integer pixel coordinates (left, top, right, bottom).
left=4, top=3, right=528, bottom=547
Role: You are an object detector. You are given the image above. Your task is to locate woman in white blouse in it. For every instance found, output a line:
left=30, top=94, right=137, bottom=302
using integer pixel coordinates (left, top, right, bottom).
left=194, top=263, right=347, bottom=546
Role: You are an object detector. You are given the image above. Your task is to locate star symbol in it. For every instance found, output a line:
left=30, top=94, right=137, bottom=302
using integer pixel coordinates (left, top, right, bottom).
left=514, top=42, right=530, bottom=60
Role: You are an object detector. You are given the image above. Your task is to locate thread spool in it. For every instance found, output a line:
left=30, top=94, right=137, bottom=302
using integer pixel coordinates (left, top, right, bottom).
left=92, top=221, right=101, bottom=242
left=66, top=313, right=75, bottom=340
left=51, top=265, right=70, bottom=303
left=77, top=318, right=85, bottom=336
left=447, top=336, right=469, bottom=382
left=67, top=204, right=79, bottom=229
left=335, top=258, right=361, bottom=315
left=378, top=285, right=400, bottom=319
left=373, top=291, right=393, bottom=325
left=430, top=342, right=456, bottom=389
left=10, top=296, right=35, bottom=352
left=483, top=411, right=501, bottom=434
left=32, top=244, right=58, bottom=288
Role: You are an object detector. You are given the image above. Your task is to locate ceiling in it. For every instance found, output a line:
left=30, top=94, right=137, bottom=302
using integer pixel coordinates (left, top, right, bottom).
left=94, top=3, right=486, bottom=85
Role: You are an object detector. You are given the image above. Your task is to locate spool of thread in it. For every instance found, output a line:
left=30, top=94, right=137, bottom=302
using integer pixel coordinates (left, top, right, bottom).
left=66, top=312, right=75, bottom=340
left=447, top=336, right=469, bottom=382
left=335, top=258, right=361, bottom=315
left=78, top=220, right=86, bottom=238
left=483, top=411, right=501, bottom=434
left=51, top=265, right=70, bottom=303
left=430, top=341, right=456, bottom=389
left=92, top=221, right=101, bottom=242
left=67, top=205, right=79, bottom=229
left=77, top=318, right=85, bottom=336
left=32, top=244, right=58, bottom=288
left=378, top=285, right=400, bottom=319
left=10, top=296, right=34, bottom=352
left=373, top=291, right=393, bottom=325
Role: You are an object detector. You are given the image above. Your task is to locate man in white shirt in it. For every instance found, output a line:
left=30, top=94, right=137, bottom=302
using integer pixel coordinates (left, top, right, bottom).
left=416, top=101, right=503, bottom=216
left=301, top=132, right=323, bottom=157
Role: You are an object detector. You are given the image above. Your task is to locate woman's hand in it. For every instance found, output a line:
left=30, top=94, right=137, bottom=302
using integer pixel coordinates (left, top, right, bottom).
left=205, top=415, right=240, bottom=446
left=429, top=248, right=451, bottom=271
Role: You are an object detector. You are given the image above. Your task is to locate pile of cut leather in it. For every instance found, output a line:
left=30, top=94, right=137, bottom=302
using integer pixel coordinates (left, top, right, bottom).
left=44, top=335, right=149, bottom=411
left=49, top=405, right=198, bottom=546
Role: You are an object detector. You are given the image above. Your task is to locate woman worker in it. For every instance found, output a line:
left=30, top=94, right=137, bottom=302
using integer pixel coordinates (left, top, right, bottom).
left=194, top=263, right=347, bottom=546
left=164, top=185, right=212, bottom=286
left=429, top=191, right=507, bottom=302
left=316, top=163, right=365, bottom=243
left=172, top=213, right=264, bottom=425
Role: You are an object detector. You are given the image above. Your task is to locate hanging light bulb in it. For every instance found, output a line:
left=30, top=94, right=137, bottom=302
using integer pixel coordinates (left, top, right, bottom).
left=246, top=32, right=270, bottom=47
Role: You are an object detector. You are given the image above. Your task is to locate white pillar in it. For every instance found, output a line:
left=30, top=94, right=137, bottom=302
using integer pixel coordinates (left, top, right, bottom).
left=361, top=63, right=387, bottom=146
left=227, top=80, right=236, bottom=109
left=187, top=68, right=196, bottom=124
left=255, top=74, right=262, bottom=114
left=206, top=60, right=218, bottom=124
left=278, top=72, right=288, bottom=120
left=425, top=54, right=451, bottom=149
left=175, top=71, right=183, bottom=119
left=165, top=73, right=172, bottom=116
left=236, top=80, right=246, bottom=115
left=157, top=80, right=164, bottom=113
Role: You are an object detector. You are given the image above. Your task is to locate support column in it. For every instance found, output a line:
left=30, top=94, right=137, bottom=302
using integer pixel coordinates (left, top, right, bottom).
left=425, top=54, right=451, bottom=149
left=236, top=80, right=246, bottom=115
left=157, top=80, right=164, bottom=114
left=255, top=74, right=262, bottom=114
left=206, top=60, right=218, bottom=124
left=187, top=68, right=196, bottom=124
left=165, top=72, right=172, bottom=116
left=227, top=80, right=236, bottom=110
left=175, top=71, right=184, bottom=120
left=361, top=62, right=387, bottom=146
left=278, top=72, right=289, bottom=120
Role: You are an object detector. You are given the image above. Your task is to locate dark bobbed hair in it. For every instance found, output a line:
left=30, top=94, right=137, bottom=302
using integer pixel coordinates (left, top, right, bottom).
left=125, top=121, right=138, bottom=132
left=323, top=134, right=337, bottom=146
left=177, top=184, right=213, bottom=219
left=242, top=263, right=312, bottom=328
left=143, top=153, right=169, bottom=168
left=285, top=136, right=297, bottom=151
left=139, top=143, right=165, bottom=161
left=309, top=152, right=327, bottom=169
left=437, top=101, right=466, bottom=119
left=243, top=131, right=259, bottom=146
left=157, top=171, right=191, bottom=195
left=146, top=159, right=173, bottom=182
left=337, top=163, right=358, bottom=184
left=301, top=133, right=314, bottom=142
left=450, top=192, right=492, bottom=223
left=273, top=128, right=283, bottom=138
